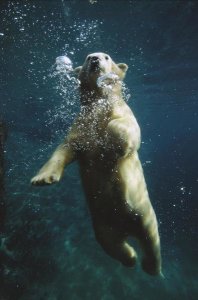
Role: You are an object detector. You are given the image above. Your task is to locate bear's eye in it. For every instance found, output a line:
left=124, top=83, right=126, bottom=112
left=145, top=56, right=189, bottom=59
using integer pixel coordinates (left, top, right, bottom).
left=105, top=56, right=109, bottom=60
left=87, top=56, right=91, bottom=61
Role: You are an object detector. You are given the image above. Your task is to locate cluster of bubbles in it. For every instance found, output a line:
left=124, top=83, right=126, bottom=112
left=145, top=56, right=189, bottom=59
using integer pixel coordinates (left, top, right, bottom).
left=97, top=72, right=120, bottom=89
left=122, top=82, right=131, bottom=102
left=67, top=70, right=131, bottom=155
left=46, top=55, right=80, bottom=132
left=97, top=72, right=131, bottom=102
left=72, top=20, right=103, bottom=48
left=55, top=56, right=73, bottom=72
left=2, top=1, right=31, bottom=35
left=89, top=0, right=98, bottom=4
left=44, top=18, right=104, bottom=138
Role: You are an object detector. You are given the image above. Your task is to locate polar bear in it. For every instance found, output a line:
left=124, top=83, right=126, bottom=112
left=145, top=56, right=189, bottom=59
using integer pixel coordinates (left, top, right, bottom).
left=31, top=53, right=162, bottom=275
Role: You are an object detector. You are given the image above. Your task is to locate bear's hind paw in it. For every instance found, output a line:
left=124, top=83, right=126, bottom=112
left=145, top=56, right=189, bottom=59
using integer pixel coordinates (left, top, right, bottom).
left=122, top=255, right=137, bottom=268
left=142, top=257, right=162, bottom=276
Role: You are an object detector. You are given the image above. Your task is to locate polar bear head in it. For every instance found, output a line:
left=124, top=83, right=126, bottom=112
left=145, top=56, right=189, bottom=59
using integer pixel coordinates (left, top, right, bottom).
left=75, top=52, right=128, bottom=90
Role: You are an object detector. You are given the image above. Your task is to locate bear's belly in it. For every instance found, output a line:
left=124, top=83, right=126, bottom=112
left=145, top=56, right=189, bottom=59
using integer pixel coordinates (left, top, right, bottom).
left=78, top=151, right=150, bottom=227
left=79, top=157, right=124, bottom=210
left=80, top=163, right=145, bottom=234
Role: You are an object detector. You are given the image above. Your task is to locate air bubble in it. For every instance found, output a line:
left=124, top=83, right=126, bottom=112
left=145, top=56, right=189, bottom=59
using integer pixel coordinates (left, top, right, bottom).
left=97, top=72, right=120, bottom=88
left=55, top=56, right=73, bottom=72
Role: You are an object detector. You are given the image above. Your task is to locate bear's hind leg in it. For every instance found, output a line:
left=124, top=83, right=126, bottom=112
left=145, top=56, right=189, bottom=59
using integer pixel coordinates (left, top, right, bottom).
left=138, top=218, right=162, bottom=276
left=94, top=224, right=137, bottom=267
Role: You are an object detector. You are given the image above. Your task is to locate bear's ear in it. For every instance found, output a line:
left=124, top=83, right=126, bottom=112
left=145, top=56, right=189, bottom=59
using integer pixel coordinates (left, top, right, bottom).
left=117, top=63, right=128, bottom=73
left=116, top=63, right=128, bottom=79
left=74, top=66, right=82, bottom=76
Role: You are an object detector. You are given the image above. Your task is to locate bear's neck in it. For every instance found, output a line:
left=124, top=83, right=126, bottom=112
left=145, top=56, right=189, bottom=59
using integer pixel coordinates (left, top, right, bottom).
left=79, top=85, right=124, bottom=107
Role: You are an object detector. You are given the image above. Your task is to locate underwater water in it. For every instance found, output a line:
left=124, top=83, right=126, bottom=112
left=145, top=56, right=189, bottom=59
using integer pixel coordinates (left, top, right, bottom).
left=0, top=0, right=198, bottom=299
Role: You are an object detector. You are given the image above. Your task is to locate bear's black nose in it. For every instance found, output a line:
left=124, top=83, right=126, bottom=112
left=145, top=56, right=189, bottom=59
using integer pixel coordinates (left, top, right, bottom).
left=91, top=56, right=99, bottom=62
left=89, top=56, right=100, bottom=71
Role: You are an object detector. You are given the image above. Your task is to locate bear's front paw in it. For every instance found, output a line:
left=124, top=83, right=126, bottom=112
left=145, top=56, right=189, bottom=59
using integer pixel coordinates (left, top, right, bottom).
left=31, top=172, right=61, bottom=186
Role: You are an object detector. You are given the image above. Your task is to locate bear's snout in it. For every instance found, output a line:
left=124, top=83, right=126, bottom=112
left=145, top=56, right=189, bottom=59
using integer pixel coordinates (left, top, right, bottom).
left=89, top=56, right=100, bottom=71
left=87, top=54, right=100, bottom=61
left=90, top=56, right=100, bottom=67
left=91, top=56, right=100, bottom=62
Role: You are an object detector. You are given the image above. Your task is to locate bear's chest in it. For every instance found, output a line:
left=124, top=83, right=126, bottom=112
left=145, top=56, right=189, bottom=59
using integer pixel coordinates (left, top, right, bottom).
left=76, top=109, right=110, bottom=152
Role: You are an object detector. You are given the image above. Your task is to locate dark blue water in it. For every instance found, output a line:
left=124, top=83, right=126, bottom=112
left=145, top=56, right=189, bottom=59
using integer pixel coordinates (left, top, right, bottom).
left=0, top=1, right=198, bottom=299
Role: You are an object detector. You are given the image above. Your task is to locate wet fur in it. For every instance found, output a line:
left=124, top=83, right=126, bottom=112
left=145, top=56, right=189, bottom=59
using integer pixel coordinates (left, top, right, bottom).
left=31, top=53, right=162, bottom=275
